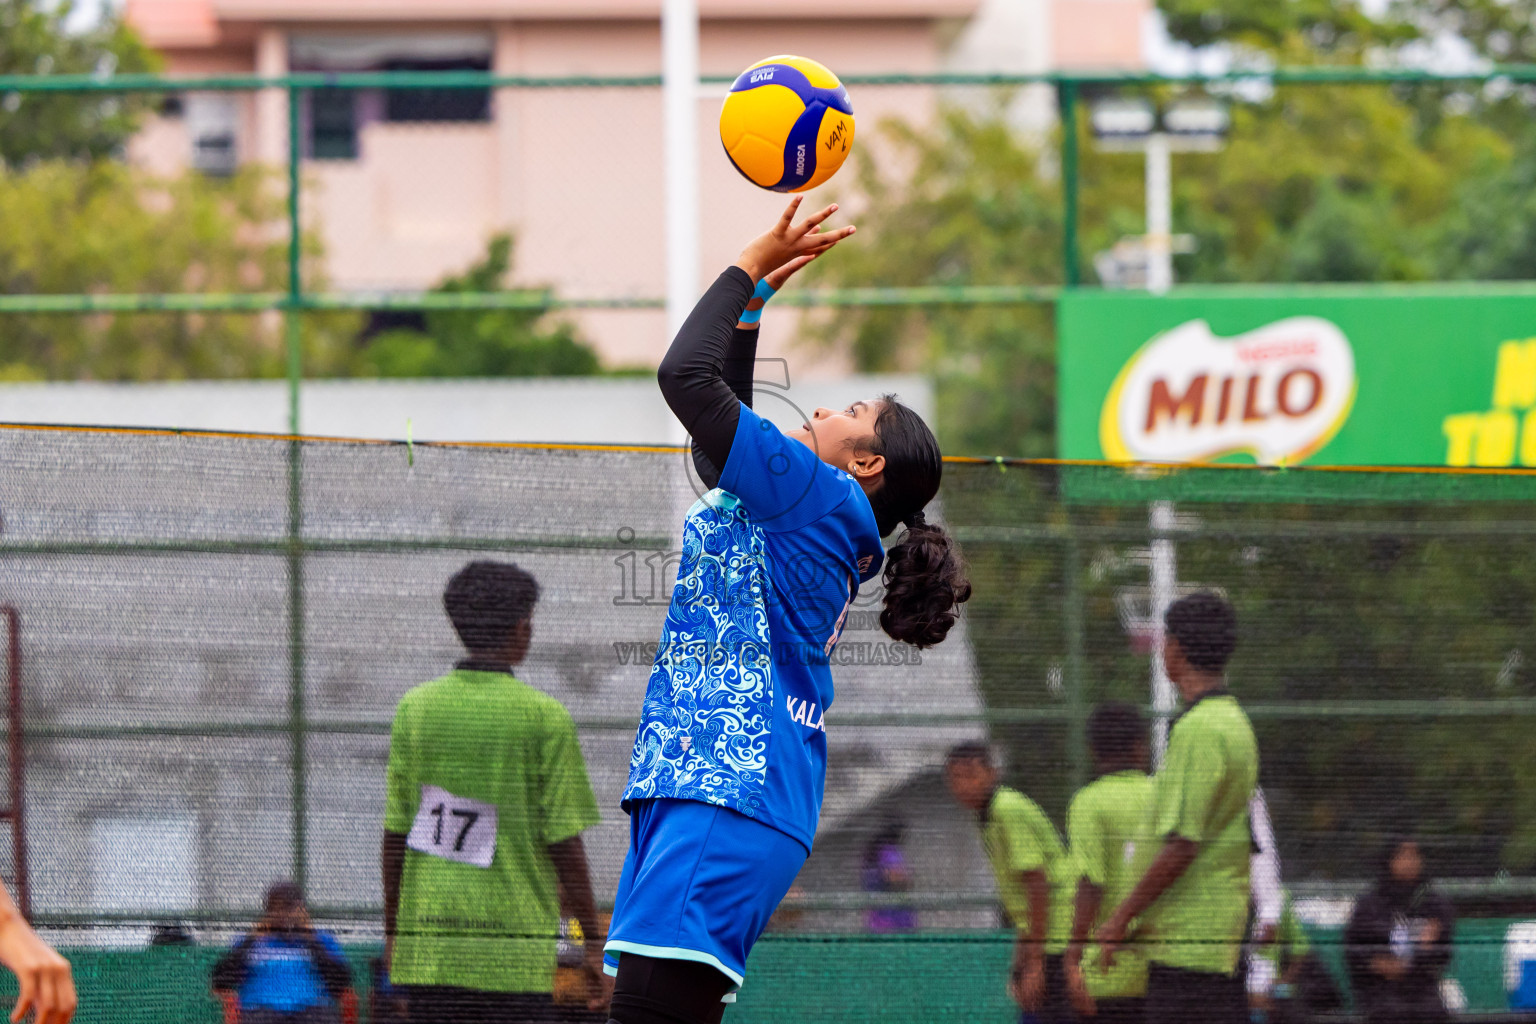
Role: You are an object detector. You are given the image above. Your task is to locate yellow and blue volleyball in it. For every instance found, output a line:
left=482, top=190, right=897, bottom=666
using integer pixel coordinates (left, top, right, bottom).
left=719, top=55, right=855, bottom=193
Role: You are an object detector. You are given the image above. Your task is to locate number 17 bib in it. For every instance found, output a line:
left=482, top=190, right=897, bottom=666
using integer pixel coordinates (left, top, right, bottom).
left=407, top=784, right=498, bottom=868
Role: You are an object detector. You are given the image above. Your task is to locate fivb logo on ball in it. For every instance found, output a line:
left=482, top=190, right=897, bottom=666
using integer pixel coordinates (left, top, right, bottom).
left=720, top=55, right=855, bottom=194
left=1099, top=318, right=1357, bottom=465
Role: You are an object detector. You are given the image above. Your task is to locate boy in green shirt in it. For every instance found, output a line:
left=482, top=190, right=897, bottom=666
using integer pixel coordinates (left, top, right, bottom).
left=1096, top=591, right=1259, bottom=1024
left=945, top=742, right=1074, bottom=1023
left=382, top=561, right=606, bottom=1024
left=1064, top=701, right=1156, bottom=1024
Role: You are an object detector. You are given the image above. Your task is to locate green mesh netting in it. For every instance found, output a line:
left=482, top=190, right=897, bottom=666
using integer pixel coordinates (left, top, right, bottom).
left=1, top=426, right=1533, bottom=1021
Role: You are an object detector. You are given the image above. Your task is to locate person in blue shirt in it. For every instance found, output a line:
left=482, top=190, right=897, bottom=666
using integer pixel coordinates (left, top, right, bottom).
left=603, top=197, right=972, bottom=1024
left=212, top=882, right=351, bottom=1023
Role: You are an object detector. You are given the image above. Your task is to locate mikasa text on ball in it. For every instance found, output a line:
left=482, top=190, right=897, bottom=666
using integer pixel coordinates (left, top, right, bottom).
left=719, top=55, right=855, bottom=193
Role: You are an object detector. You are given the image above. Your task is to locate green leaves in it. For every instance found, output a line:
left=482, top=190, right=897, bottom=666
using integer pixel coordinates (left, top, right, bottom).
left=0, top=0, right=159, bottom=167
left=350, top=234, right=600, bottom=378
left=0, top=161, right=358, bottom=380
left=808, top=104, right=1062, bottom=458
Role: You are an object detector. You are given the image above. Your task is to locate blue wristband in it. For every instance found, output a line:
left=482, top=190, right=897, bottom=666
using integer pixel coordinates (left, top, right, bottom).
left=737, top=279, right=778, bottom=325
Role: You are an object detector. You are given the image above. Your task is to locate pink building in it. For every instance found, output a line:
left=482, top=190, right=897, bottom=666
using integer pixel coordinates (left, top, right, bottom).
left=125, top=0, right=1146, bottom=369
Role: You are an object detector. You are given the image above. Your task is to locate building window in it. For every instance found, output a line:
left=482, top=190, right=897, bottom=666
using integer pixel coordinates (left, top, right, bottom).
left=310, top=88, right=358, bottom=160
left=289, top=33, right=495, bottom=133
left=185, top=93, right=239, bottom=176
left=382, top=58, right=492, bottom=124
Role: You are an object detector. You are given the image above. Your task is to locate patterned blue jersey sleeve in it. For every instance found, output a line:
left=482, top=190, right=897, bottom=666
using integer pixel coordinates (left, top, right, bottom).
left=720, top=404, right=852, bottom=534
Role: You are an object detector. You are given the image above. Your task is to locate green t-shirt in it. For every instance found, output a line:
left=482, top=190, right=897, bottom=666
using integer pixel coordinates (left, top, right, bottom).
left=980, top=787, right=1075, bottom=954
left=384, top=669, right=601, bottom=993
left=1066, top=770, right=1157, bottom=999
left=1144, top=693, right=1259, bottom=976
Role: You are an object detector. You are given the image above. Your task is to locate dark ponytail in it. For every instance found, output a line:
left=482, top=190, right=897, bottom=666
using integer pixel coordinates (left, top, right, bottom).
left=863, top=395, right=972, bottom=649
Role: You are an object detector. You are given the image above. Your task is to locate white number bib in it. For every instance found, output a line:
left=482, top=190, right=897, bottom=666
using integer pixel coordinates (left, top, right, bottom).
left=407, top=785, right=497, bottom=868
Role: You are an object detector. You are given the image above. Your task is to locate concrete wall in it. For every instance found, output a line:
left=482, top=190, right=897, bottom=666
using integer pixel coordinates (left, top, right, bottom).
left=0, top=373, right=931, bottom=442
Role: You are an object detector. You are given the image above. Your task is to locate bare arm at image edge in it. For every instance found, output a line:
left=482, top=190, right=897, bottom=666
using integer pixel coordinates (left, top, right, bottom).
left=0, top=881, right=75, bottom=1024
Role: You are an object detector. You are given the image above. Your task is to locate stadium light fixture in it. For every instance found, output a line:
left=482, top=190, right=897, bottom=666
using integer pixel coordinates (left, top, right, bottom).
left=1162, top=98, right=1230, bottom=140
left=1088, top=97, right=1157, bottom=142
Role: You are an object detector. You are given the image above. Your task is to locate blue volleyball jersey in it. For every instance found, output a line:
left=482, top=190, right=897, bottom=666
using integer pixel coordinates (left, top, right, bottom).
left=622, top=404, right=886, bottom=849
left=236, top=932, right=344, bottom=1011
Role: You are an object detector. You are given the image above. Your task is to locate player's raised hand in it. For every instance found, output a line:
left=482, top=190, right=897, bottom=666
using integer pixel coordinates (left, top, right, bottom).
left=0, top=903, right=75, bottom=1024
left=735, top=196, right=855, bottom=283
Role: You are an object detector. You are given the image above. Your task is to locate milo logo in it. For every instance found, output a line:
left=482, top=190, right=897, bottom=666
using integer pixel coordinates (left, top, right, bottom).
left=1100, top=317, right=1357, bottom=465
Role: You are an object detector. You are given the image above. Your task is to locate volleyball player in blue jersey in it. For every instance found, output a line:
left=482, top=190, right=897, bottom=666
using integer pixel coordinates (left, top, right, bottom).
left=603, top=197, right=972, bottom=1024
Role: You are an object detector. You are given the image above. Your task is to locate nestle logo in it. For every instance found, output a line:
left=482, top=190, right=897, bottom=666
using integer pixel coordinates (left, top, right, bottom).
left=750, top=69, right=774, bottom=83
left=795, top=144, right=806, bottom=175
left=1100, top=317, right=1357, bottom=465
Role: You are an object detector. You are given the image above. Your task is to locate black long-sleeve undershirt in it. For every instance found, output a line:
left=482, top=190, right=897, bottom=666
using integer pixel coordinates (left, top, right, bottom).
left=657, top=267, right=757, bottom=490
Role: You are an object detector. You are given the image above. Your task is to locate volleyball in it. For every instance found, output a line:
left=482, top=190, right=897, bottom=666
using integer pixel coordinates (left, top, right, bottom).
left=719, top=55, right=855, bottom=193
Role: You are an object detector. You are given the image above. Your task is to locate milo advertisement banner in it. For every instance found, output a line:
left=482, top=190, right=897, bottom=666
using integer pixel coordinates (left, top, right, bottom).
left=1058, top=289, right=1536, bottom=469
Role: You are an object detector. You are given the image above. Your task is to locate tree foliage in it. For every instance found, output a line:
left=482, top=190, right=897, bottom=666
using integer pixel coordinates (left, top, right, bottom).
left=353, top=235, right=600, bottom=378
left=1391, top=0, right=1536, bottom=63
left=1158, top=0, right=1399, bottom=51
left=809, top=106, right=1061, bottom=458
left=0, top=161, right=357, bottom=380
left=0, top=0, right=159, bottom=166
left=811, top=6, right=1536, bottom=878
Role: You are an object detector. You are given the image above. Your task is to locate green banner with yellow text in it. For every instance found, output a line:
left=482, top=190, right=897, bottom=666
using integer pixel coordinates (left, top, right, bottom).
left=1058, top=287, right=1536, bottom=469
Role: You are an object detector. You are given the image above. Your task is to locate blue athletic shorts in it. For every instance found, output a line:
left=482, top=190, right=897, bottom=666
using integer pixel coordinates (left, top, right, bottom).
left=603, top=798, right=808, bottom=1000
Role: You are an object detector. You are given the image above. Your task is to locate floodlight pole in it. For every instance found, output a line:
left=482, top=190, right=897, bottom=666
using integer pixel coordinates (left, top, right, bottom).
left=1145, top=135, right=1177, bottom=764
left=1145, top=133, right=1173, bottom=296
left=663, top=0, right=701, bottom=336
left=1149, top=500, right=1178, bottom=765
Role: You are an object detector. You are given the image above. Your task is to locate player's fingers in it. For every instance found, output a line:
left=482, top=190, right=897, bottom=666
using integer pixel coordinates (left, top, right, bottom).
left=802, top=224, right=855, bottom=250
left=802, top=234, right=854, bottom=258
left=54, top=968, right=76, bottom=1024
left=774, top=195, right=804, bottom=234
left=791, top=202, right=839, bottom=238
left=767, top=254, right=817, bottom=286
left=11, top=971, right=34, bottom=1024
left=34, top=968, right=56, bottom=1024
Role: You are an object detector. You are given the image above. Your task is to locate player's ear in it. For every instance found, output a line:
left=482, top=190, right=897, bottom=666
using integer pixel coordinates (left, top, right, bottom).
left=847, top=451, right=885, bottom=480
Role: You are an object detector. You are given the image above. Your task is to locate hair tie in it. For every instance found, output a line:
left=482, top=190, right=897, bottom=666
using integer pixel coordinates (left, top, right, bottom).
left=905, top=510, right=927, bottom=530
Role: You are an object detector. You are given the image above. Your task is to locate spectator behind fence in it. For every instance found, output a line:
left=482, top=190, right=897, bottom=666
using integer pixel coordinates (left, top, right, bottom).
left=382, top=560, right=605, bottom=1024
left=1345, top=838, right=1456, bottom=1024
left=1248, top=889, right=1313, bottom=1023
left=1095, top=591, right=1259, bottom=1024
left=212, top=882, right=350, bottom=1024
left=945, top=742, right=1075, bottom=1023
left=1064, top=701, right=1155, bottom=1024
left=861, top=822, right=917, bottom=934
left=0, top=878, right=74, bottom=1024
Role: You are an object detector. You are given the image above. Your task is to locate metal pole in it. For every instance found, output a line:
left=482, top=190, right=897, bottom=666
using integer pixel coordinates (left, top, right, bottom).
left=663, top=0, right=700, bottom=335
left=1064, top=537, right=1089, bottom=793
left=1149, top=500, right=1178, bottom=764
left=285, top=84, right=308, bottom=894
left=1145, top=132, right=1173, bottom=294
left=286, top=86, right=303, bottom=435
left=1145, top=133, right=1176, bottom=749
left=1057, top=81, right=1081, bottom=287
left=1, top=609, right=28, bottom=920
